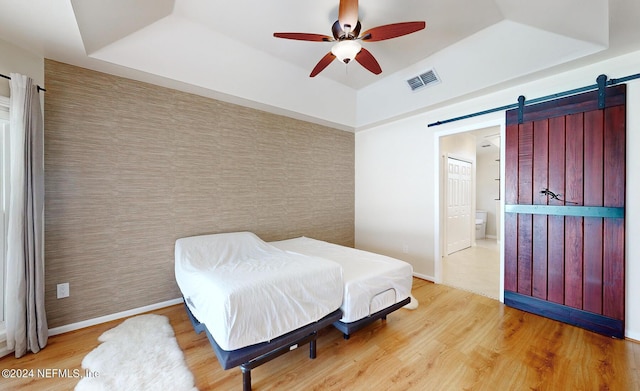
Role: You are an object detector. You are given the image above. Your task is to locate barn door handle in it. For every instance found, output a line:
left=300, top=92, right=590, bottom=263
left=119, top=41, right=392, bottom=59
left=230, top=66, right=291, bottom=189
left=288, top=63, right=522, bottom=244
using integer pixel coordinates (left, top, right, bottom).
left=540, top=188, right=561, bottom=201
left=540, top=188, right=578, bottom=205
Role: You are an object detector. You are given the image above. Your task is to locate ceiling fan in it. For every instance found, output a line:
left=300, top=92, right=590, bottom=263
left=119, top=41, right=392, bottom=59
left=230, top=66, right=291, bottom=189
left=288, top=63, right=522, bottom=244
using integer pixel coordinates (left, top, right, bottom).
left=273, top=0, right=426, bottom=77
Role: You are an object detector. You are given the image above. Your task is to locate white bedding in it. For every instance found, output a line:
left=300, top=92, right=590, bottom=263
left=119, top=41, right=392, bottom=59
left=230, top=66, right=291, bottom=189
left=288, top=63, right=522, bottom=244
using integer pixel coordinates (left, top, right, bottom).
left=175, top=232, right=343, bottom=351
left=270, top=237, right=413, bottom=323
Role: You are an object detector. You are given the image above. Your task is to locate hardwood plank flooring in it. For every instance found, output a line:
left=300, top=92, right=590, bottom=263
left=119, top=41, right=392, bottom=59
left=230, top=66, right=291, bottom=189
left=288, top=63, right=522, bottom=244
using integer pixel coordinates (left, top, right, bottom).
left=1, top=278, right=638, bottom=390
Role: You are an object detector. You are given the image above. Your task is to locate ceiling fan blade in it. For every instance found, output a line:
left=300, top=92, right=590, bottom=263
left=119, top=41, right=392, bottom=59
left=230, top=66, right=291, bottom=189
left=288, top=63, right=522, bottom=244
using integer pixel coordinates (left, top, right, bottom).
left=354, top=48, right=382, bottom=75
left=338, top=0, right=359, bottom=32
left=360, top=21, right=426, bottom=42
left=310, top=52, right=337, bottom=77
left=273, top=32, right=333, bottom=42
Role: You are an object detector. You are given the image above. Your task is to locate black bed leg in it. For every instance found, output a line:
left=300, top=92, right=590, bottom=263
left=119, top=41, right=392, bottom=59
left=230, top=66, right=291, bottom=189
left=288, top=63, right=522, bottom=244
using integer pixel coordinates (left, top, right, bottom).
left=241, top=366, right=251, bottom=391
left=309, top=338, right=317, bottom=359
left=343, top=333, right=350, bottom=340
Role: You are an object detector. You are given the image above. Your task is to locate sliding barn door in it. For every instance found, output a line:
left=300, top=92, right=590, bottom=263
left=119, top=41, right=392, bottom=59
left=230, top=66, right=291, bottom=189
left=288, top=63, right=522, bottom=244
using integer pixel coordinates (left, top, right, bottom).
left=504, top=85, right=626, bottom=338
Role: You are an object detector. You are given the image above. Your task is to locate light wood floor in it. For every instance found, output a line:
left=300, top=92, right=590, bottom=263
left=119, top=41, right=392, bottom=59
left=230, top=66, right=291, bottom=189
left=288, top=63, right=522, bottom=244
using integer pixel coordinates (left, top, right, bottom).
left=1, top=278, right=639, bottom=390
left=443, top=239, right=500, bottom=300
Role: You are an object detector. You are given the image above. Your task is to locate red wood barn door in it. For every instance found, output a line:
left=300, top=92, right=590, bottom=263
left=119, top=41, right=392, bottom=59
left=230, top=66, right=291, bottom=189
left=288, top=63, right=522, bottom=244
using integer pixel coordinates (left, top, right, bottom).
left=504, top=85, right=626, bottom=338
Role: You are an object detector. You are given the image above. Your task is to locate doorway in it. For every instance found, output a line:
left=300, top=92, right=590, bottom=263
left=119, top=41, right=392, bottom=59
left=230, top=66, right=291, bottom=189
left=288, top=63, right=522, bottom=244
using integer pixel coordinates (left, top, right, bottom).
left=438, top=125, right=503, bottom=300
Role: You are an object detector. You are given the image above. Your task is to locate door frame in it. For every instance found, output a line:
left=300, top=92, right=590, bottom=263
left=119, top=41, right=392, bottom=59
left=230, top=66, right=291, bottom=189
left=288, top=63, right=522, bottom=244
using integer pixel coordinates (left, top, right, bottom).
left=433, top=117, right=506, bottom=302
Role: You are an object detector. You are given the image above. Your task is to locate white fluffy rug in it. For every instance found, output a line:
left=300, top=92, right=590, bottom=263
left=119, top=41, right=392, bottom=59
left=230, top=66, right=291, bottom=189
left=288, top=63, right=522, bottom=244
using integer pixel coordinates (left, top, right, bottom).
left=404, top=294, right=419, bottom=310
left=75, top=314, right=197, bottom=391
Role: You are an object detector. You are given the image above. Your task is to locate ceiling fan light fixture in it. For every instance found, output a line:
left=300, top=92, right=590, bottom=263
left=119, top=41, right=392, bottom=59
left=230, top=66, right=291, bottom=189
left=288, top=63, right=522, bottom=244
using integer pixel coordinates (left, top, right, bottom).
left=273, top=0, right=426, bottom=77
left=331, top=40, right=362, bottom=63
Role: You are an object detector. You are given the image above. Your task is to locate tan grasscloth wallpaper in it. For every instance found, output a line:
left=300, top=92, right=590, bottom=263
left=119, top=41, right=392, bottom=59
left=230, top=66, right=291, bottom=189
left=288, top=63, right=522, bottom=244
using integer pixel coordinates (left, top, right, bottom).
left=44, top=60, right=354, bottom=328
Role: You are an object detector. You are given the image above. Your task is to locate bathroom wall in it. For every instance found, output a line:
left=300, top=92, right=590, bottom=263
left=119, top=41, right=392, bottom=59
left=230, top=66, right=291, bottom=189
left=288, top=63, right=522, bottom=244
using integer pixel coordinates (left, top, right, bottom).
left=476, top=151, right=500, bottom=238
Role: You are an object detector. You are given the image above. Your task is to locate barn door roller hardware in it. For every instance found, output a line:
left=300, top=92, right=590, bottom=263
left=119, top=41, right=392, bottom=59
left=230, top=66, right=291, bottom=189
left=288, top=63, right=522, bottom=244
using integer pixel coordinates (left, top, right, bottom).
left=517, top=95, right=525, bottom=124
left=597, top=74, right=607, bottom=109
left=428, top=72, right=640, bottom=127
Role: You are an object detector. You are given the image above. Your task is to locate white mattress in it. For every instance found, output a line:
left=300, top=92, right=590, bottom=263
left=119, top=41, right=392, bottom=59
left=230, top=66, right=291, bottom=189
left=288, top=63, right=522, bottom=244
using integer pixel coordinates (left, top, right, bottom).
left=175, top=232, right=343, bottom=351
left=270, top=237, right=413, bottom=323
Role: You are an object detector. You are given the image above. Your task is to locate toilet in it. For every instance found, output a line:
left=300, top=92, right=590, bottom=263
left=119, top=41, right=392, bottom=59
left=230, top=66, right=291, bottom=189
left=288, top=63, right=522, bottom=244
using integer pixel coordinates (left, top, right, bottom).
left=475, top=210, right=487, bottom=239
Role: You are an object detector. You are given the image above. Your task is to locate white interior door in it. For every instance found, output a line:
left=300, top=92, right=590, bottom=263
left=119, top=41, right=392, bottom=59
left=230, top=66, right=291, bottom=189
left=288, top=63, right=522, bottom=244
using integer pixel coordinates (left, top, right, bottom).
left=446, top=157, right=472, bottom=255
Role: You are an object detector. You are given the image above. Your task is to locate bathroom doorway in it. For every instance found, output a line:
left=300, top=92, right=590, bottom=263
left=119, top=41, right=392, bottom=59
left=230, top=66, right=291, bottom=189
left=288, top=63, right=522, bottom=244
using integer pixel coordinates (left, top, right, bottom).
left=439, top=125, right=502, bottom=300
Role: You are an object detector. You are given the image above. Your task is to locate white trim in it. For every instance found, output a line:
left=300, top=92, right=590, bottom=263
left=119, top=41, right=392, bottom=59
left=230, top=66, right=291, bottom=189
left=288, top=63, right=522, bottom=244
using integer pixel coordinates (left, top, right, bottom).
left=48, top=298, right=184, bottom=336
left=413, top=272, right=435, bottom=282
left=0, top=322, right=9, bottom=358
left=626, top=333, right=640, bottom=344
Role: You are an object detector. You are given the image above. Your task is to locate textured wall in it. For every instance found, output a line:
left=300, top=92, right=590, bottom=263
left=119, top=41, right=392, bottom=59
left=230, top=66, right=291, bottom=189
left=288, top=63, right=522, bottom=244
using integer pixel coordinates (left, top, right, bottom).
left=44, top=60, right=354, bottom=328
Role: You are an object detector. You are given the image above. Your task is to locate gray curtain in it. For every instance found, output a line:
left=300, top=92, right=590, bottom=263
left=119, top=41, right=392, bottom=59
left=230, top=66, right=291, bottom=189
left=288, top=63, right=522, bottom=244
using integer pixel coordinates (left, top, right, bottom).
left=6, top=73, right=47, bottom=358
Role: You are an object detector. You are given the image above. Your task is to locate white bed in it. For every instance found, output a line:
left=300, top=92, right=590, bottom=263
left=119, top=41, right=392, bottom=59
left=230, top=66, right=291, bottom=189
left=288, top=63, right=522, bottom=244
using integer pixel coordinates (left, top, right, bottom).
left=269, top=237, right=414, bottom=336
left=175, top=231, right=343, bottom=351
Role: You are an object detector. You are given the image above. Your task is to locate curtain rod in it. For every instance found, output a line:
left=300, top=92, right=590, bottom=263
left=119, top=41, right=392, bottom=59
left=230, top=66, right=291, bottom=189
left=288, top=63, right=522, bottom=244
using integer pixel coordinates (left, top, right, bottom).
left=427, top=72, right=640, bottom=127
left=0, top=73, right=46, bottom=92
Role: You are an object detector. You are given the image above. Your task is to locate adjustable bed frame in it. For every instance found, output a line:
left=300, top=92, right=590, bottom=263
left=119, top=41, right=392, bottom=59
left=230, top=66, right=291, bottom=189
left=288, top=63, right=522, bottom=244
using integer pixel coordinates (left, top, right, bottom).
left=185, top=302, right=342, bottom=391
left=334, top=295, right=411, bottom=339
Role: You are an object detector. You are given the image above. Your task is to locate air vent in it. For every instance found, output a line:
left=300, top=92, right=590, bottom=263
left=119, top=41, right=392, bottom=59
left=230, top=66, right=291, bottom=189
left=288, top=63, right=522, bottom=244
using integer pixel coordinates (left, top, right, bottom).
left=406, top=69, right=440, bottom=92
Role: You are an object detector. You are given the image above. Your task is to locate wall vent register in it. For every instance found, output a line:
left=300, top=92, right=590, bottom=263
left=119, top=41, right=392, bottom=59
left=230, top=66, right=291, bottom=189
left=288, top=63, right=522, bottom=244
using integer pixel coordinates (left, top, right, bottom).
left=406, top=69, right=440, bottom=91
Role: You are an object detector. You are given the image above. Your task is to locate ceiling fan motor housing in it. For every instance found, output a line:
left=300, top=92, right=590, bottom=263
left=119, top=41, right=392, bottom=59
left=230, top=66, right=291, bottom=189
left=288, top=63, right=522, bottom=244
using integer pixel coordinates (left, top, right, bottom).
left=332, top=20, right=362, bottom=40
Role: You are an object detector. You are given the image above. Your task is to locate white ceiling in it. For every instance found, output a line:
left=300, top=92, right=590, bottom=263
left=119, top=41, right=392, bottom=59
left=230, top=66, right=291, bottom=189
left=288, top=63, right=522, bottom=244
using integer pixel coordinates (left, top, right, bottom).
left=1, top=0, right=640, bottom=131
left=474, top=126, right=501, bottom=156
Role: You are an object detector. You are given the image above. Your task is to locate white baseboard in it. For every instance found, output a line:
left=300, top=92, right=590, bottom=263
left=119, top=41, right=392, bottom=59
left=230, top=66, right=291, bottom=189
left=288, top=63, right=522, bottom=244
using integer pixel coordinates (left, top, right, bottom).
left=413, top=272, right=435, bottom=282
left=625, top=330, right=640, bottom=342
left=0, top=346, right=11, bottom=358
left=48, top=298, right=184, bottom=336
